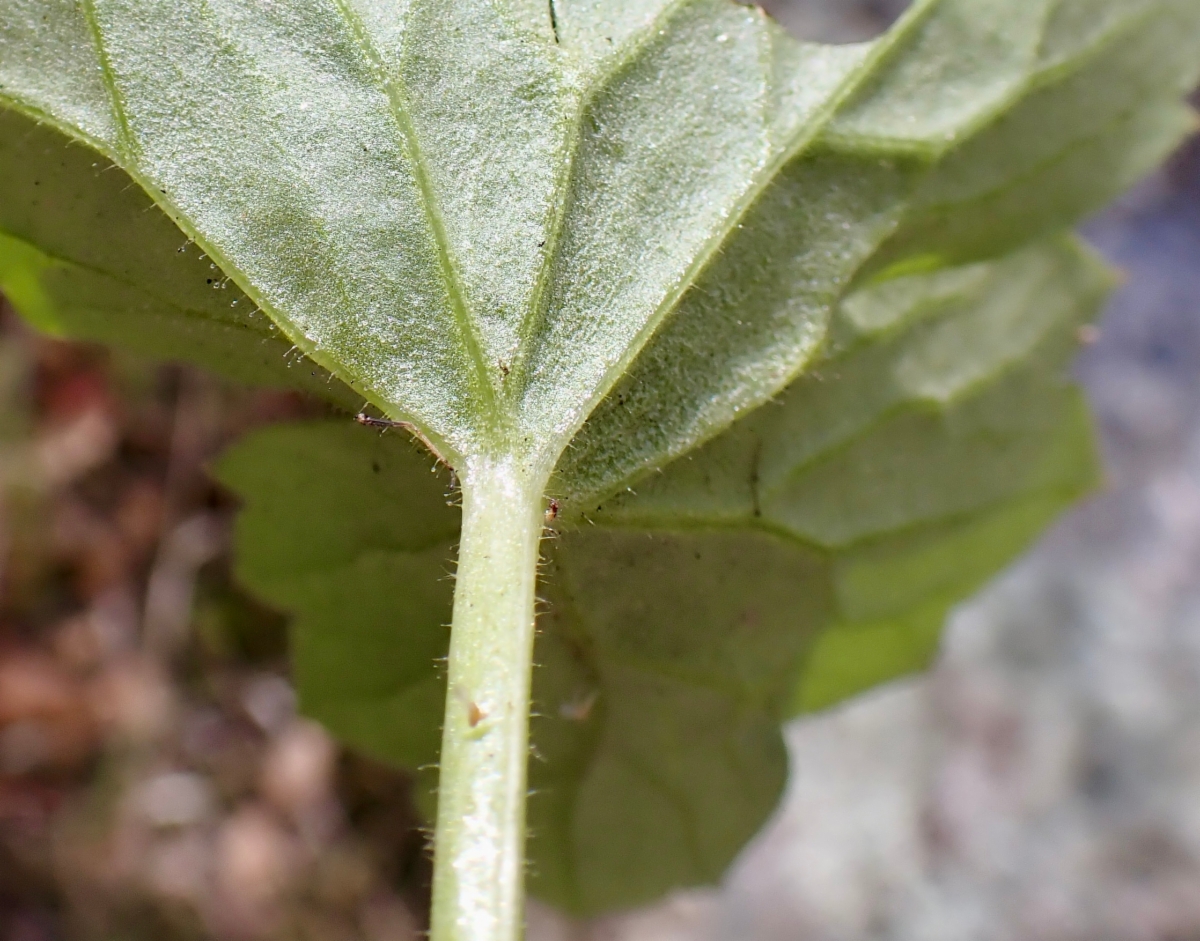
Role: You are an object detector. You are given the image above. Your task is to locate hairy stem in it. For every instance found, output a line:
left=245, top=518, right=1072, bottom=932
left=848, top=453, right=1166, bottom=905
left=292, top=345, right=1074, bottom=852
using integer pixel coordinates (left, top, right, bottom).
left=430, top=455, right=547, bottom=941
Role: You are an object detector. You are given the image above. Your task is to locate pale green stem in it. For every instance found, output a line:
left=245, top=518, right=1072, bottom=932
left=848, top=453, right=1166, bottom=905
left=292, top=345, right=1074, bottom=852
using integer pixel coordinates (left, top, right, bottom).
left=430, top=454, right=548, bottom=941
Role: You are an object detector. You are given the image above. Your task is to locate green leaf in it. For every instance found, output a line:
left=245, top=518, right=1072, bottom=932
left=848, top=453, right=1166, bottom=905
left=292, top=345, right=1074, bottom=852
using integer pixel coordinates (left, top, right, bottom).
left=215, top=420, right=458, bottom=810
left=5, top=0, right=1190, bottom=470
left=557, top=0, right=1200, bottom=506
left=2, top=0, right=1196, bottom=926
left=0, top=109, right=359, bottom=406
left=215, top=238, right=1105, bottom=913
left=855, top=0, right=1200, bottom=272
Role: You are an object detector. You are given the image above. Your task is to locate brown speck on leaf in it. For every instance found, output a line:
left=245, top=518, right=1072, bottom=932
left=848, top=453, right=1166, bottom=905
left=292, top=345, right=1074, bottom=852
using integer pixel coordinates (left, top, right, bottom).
left=468, top=702, right=486, bottom=728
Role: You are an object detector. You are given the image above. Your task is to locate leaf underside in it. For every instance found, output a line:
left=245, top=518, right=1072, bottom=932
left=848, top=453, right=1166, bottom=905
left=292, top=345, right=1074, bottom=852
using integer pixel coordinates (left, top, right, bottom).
left=1, top=0, right=1198, bottom=916
left=216, top=235, right=1106, bottom=912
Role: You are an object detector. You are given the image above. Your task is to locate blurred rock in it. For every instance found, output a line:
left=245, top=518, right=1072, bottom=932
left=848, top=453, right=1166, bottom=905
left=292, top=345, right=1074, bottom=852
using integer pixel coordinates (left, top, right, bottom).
left=143, top=829, right=212, bottom=903
left=0, top=305, right=425, bottom=940
left=143, top=513, right=226, bottom=657
left=0, top=651, right=97, bottom=775
left=212, top=805, right=298, bottom=937
left=135, top=772, right=216, bottom=828
left=260, top=718, right=341, bottom=844
left=51, top=588, right=139, bottom=672
left=241, top=674, right=297, bottom=735
left=113, top=479, right=166, bottom=557
left=34, top=408, right=119, bottom=491
left=89, top=655, right=176, bottom=745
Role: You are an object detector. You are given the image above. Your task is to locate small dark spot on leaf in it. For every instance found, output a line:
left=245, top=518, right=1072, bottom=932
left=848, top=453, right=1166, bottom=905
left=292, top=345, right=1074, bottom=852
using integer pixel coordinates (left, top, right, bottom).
left=468, top=702, right=486, bottom=727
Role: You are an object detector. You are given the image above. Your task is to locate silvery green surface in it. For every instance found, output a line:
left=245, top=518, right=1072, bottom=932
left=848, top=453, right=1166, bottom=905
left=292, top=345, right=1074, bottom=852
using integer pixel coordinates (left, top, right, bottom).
left=216, top=238, right=1103, bottom=913
left=3, top=0, right=1196, bottom=478
left=1, top=0, right=1199, bottom=919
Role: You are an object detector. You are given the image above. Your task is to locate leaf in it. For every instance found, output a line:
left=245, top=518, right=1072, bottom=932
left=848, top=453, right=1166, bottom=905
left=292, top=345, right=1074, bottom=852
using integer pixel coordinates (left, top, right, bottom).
left=2, top=0, right=1197, bottom=920
left=5, top=0, right=1192, bottom=470
left=854, top=0, right=1200, bottom=272
left=215, top=238, right=1106, bottom=913
left=215, top=420, right=458, bottom=809
left=0, top=109, right=359, bottom=406
left=1, top=0, right=873, bottom=464
left=557, top=0, right=1200, bottom=508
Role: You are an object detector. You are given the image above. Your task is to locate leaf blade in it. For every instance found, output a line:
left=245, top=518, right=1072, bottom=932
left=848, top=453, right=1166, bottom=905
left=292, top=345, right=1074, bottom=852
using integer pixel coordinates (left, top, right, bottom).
left=215, top=238, right=1106, bottom=914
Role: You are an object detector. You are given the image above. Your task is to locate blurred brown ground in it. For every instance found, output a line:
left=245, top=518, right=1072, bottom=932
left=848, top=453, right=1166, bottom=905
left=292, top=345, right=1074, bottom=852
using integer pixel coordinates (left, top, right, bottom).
left=0, top=319, right=431, bottom=941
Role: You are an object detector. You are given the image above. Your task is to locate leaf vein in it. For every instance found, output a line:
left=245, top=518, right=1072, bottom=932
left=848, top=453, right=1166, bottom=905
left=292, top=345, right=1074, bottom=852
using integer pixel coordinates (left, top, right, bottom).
left=508, top=0, right=695, bottom=393
left=548, top=0, right=938, bottom=457
left=77, top=0, right=139, bottom=160
left=327, top=0, right=500, bottom=429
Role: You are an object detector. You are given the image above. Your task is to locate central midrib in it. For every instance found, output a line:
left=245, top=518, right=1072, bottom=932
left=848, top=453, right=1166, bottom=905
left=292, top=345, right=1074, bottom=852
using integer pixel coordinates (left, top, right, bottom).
left=329, top=0, right=503, bottom=435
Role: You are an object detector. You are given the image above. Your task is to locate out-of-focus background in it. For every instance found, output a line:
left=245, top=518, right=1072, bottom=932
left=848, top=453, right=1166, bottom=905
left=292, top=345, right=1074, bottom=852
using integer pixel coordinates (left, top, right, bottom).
left=2, top=2, right=1199, bottom=940
left=0, top=305, right=434, bottom=939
